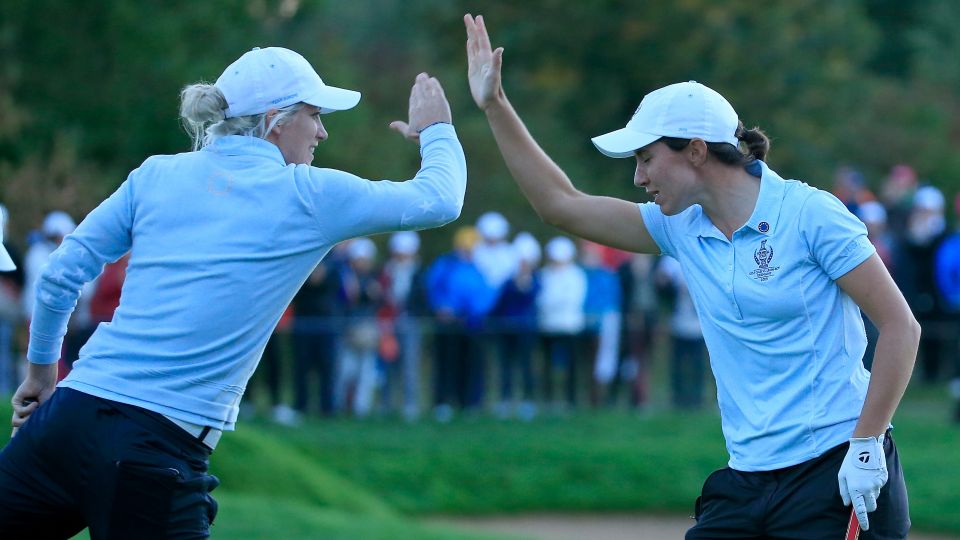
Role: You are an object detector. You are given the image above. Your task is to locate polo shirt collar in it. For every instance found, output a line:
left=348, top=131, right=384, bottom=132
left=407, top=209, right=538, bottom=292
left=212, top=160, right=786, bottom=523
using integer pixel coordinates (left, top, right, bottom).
left=744, top=161, right=786, bottom=236
left=205, top=135, right=287, bottom=165
left=691, top=160, right=786, bottom=239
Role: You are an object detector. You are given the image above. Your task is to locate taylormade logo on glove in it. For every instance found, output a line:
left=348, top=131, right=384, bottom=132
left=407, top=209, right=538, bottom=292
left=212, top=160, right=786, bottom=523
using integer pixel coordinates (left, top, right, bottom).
left=838, top=434, right=888, bottom=531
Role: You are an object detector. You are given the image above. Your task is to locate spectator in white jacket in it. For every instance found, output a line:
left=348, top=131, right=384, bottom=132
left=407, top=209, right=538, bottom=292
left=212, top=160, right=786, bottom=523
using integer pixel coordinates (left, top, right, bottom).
left=537, top=236, right=586, bottom=409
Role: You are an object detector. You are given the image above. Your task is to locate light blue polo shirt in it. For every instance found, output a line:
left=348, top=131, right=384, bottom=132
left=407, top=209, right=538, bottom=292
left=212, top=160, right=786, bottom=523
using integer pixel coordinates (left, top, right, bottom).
left=640, top=161, right=875, bottom=471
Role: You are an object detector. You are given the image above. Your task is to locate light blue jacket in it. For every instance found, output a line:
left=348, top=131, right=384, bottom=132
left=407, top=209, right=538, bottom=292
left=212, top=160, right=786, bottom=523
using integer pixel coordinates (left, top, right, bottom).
left=29, top=124, right=465, bottom=430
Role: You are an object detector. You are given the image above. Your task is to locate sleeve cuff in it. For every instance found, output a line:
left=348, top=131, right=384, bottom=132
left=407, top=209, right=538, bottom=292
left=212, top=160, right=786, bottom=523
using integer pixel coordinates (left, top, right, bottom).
left=419, top=123, right=457, bottom=150
left=27, top=339, right=64, bottom=364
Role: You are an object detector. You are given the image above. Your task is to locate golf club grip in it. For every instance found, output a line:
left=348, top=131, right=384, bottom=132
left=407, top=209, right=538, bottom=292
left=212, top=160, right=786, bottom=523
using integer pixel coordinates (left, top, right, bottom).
left=845, top=508, right=860, bottom=540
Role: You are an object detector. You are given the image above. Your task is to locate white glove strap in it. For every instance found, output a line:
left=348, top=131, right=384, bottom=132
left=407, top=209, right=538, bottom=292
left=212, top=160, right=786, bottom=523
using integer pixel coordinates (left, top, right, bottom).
left=848, top=434, right=885, bottom=471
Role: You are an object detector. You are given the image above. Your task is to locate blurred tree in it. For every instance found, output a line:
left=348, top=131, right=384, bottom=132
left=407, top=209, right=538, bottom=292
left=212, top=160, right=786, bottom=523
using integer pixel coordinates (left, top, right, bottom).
left=1, top=0, right=959, bottom=254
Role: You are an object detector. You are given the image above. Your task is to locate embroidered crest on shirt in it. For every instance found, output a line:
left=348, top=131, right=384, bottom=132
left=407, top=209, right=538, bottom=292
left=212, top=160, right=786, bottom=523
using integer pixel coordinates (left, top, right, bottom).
left=749, top=239, right=780, bottom=282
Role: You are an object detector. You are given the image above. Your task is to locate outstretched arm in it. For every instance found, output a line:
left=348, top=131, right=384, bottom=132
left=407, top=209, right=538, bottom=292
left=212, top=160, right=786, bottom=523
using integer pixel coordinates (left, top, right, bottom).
left=305, top=73, right=465, bottom=241
left=465, top=14, right=657, bottom=254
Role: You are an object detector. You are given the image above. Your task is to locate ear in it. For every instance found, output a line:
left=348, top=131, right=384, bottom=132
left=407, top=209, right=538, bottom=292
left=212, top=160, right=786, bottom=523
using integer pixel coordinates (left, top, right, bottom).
left=264, top=108, right=282, bottom=136
left=686, top=138, right=709, bottom=167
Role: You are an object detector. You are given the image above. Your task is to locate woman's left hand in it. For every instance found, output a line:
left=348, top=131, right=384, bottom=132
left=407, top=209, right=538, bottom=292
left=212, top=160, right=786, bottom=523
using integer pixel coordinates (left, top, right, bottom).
left=390, top=73, right=453, bottom=142
left=10, top=362, right=58, bottom=436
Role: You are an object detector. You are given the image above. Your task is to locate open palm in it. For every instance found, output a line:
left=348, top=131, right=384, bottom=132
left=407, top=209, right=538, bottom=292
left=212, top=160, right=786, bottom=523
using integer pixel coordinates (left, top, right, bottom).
left=464, top=14, right=503, bottom=110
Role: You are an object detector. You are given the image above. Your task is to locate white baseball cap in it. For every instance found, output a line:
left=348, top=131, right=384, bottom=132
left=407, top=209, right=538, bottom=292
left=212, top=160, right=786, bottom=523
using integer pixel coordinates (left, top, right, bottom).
left=545, top=236, right=576, bottom=264
left=476, top=211, right=509, bottom=241
left=913, top=186, right=945, bottom=211
left=389, top=231, right=420, bottom=255
left=512, top=232, right=541, bottom=265
left=347, top=237, right=377, bottom=261
left=856, top=201, right=887, bottom=225
left=216, top=47, right=361, bottom=118
left=42, top=211, right=76, bottom=238
left=0, top=229, right=14, bottom=271
left=592, top=81, right=739, bottom=158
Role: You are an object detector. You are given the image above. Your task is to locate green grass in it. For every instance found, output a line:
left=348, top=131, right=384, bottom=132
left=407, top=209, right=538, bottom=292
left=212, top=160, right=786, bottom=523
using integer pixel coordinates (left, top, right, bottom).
left=210, top=493, right=516, bottom=540
left=212, top=380, right=960, bottom=536
left=64, top=494, right=508, bottom=540
left=886, top=383, right=960, bottom=534
left=229, top=410, right=727, bottom=515
left=3, top=378, right=959, bottom=538
left=211, top=427, right=396, bottom=518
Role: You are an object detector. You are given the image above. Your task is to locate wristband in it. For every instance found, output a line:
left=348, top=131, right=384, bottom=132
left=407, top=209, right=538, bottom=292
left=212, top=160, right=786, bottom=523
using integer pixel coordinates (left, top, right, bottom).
left=417, top=121, right=450, bottom=134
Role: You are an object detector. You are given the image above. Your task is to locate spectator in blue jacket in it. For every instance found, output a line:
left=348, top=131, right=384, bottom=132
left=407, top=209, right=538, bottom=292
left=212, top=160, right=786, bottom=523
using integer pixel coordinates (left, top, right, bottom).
left=427, top=226, right=496, bottom=420
left=934, top=193, right=960, bottom=423
left=490, top=232, right=541, bottom=420
left=579, top=239, right=622, bottom=406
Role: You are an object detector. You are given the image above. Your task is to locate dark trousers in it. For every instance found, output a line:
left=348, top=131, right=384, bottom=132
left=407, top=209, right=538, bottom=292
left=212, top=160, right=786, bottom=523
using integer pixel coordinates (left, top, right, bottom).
left=687, top=431, right=909, bottom=539
left=670, top=336, right=706, bottom=409
left=0, top=388, right=219, bottom=539
left=433, top=322, right=483, bottom=409
left=497, top=331, right=536, bottom=401
left=247, top=332, right=284, bottom=406
left=541, top=333, right=578, bottom=405
left=916, top=317, right=959, bottom=383
left=293, top=329, right=337, bottom=415
left=612, top=311, right=656, bottom=406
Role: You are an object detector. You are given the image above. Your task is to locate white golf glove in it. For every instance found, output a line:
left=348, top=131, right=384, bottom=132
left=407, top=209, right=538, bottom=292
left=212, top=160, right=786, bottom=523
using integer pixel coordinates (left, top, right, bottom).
left=838, top=434, right=888, bottom=531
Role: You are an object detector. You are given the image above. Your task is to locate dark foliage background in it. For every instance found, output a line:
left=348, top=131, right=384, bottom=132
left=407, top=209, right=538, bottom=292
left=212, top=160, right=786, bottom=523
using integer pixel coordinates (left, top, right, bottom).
left=3, top=0, right=959, bottom=259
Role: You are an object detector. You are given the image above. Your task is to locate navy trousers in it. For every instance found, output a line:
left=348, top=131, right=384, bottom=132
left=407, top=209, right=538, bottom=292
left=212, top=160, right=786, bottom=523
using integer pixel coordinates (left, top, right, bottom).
left=0, top=387, right=219, bottom=539
left=686, top=431, right=910, bottom=539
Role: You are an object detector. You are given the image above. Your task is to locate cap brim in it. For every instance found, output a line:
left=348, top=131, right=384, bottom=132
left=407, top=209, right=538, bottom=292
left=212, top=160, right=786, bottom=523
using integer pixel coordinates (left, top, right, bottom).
left=0, top=246, right=15, bottom=271
left=305, top=85, right=361, bottom=114
left=591, top=128, right=661, bottom=159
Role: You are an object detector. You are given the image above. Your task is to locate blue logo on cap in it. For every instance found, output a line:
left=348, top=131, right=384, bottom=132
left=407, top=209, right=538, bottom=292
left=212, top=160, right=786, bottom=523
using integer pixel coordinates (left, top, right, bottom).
left=269, top=93, right=298, bottom=105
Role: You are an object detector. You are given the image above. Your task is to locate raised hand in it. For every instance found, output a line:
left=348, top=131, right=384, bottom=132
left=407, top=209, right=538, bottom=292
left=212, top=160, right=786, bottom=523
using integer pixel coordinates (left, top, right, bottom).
left=464, top=14, right=504, bottom=111
left=389, top=72, right=453, bottom=142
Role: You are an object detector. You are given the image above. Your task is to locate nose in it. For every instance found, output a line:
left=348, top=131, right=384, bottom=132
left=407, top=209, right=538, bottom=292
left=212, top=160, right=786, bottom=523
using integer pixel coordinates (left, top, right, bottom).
left=316, top=118, right=328, bottom=141
left=634, top=162, right=648, bottom=188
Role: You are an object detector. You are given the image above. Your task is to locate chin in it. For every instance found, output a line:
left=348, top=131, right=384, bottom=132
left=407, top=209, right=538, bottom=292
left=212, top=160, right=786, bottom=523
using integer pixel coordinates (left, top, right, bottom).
left=659, top=203, right=681, bottom=216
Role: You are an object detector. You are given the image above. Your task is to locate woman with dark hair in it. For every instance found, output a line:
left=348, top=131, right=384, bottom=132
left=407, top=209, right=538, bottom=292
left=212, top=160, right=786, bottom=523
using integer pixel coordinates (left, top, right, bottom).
left=465, top=14, right=916, bottom=539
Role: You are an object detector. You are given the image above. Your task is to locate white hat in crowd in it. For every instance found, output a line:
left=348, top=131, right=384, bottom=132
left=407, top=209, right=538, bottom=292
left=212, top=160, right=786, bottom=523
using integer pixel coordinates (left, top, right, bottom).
left=512, top=231, right=541, bottom=265
left=0, top=244, right=12, bottom=271
left=913, top=186, right=945, bottom=211
left=216, top=47, right=361, bottom=118
left=476, top=211, right=509, bottom=241
left=347, top=237, right=377, bottom=261
left=389, top=231, right=420, bottom=256
left=0, top=205, right=14, bottom=271
left=42, top=211, right=76, bottom=238
left=592, top=81, right=739, bottom=158
left=856, top=201, right=887, bottom=225
left=545, top=236, right=576, bottom=264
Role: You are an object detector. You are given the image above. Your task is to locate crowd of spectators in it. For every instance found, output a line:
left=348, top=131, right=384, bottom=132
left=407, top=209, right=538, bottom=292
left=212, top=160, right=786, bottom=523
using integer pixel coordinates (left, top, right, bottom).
left=2, top=162, right=960, bottom=424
